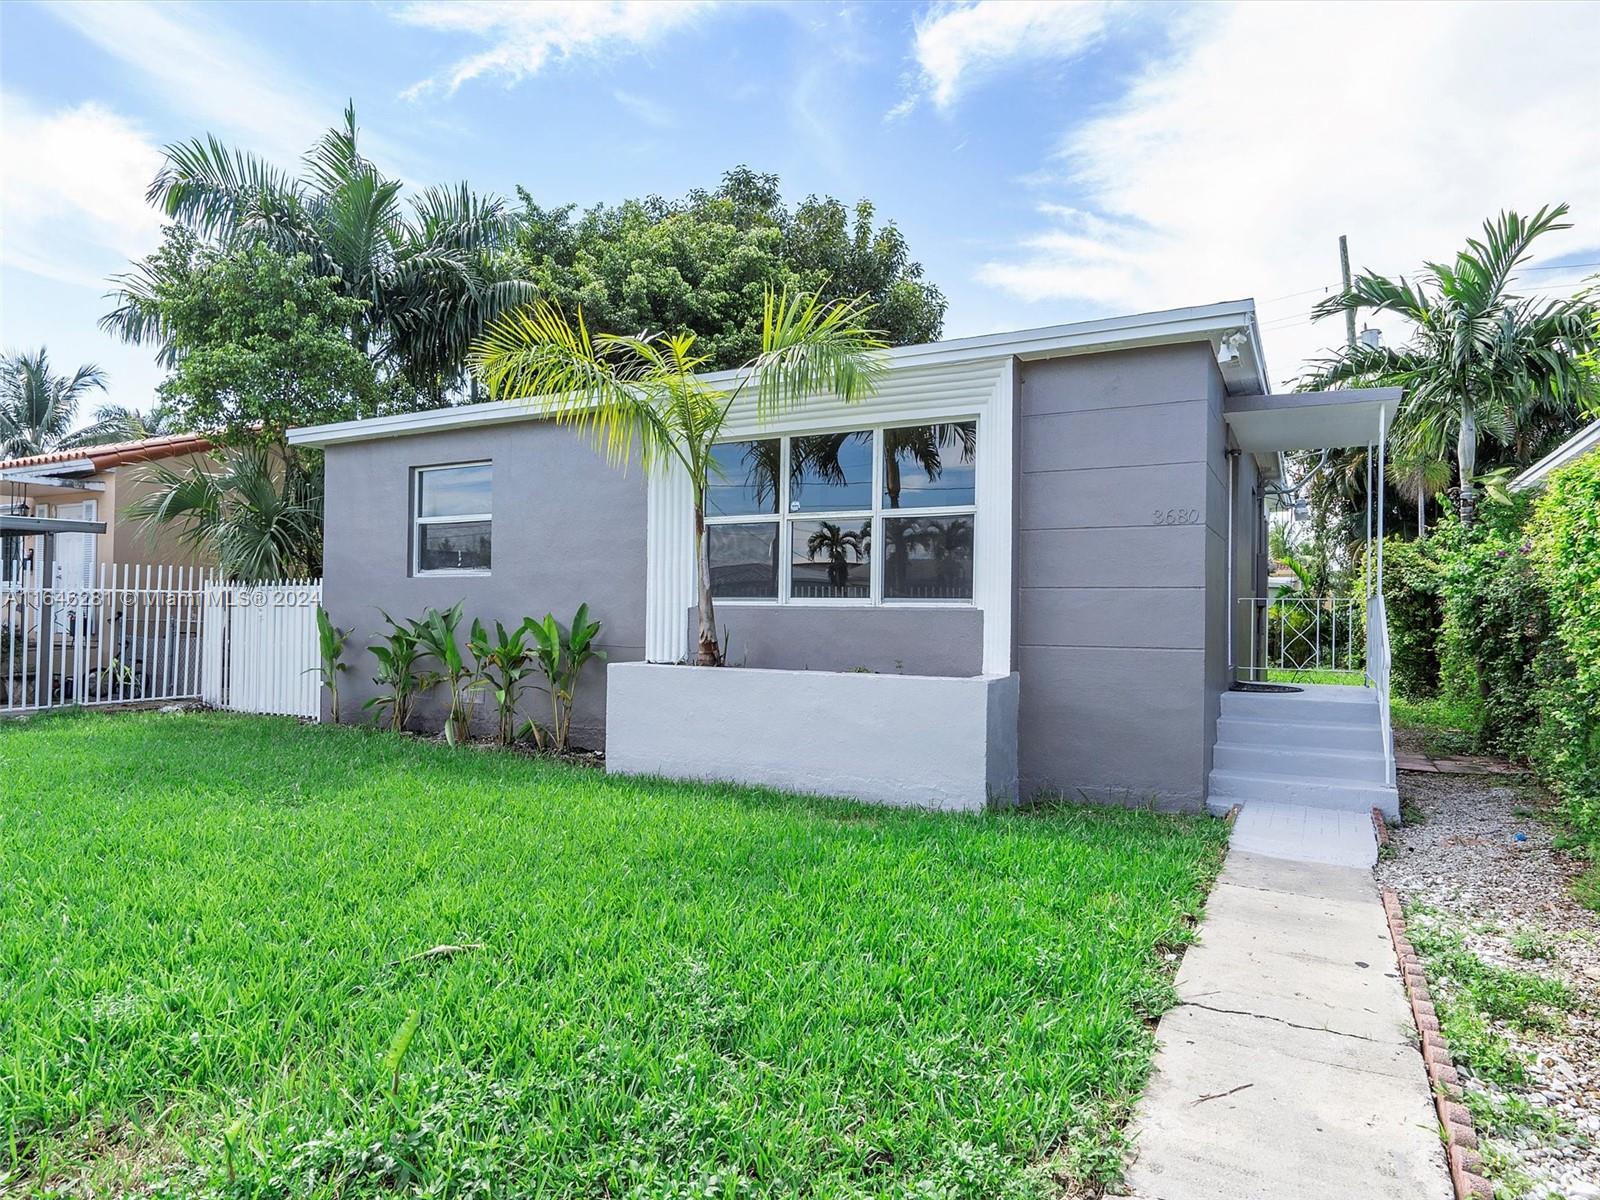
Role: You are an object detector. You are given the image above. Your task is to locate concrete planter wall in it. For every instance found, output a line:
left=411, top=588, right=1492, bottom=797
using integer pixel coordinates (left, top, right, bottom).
left=605, top=662, right=1020, bottom=812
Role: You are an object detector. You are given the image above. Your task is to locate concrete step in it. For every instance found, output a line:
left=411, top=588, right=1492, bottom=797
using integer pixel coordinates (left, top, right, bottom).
left=1214, top=742, right=1390, bottom=784
left=1217, top=714, right=1380, bottom=753
left=1221, top=687, right=1378, bottom=726
left=1208, top=767, right=1399, bottom=821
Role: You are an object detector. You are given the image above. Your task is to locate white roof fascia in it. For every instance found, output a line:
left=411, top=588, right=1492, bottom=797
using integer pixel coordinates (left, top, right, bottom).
left=288, top=299, right=1265, bottom=449
left=1510, top=420, right=1600, bottom=492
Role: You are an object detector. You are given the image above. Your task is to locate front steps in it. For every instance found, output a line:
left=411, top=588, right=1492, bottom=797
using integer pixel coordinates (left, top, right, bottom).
left=1208, top=683, right=1399, bottom=822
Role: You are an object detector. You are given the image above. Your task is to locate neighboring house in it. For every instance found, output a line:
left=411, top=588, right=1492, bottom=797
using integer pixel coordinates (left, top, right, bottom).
left=1510, top=419, right=1599, bottom=492
left=290, top=300, right=1401, bottom=818
left=0, top=434, right=214, bottom=589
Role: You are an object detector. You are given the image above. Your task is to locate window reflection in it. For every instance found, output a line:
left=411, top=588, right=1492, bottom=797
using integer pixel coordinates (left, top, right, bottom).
left=790, top=430, right=872, bottom=512
left=418, top=463, right=492, bottom=518
left=418, top=521, right=492, bottom=572
left=882, top=421, right=977, bottom=509
left=791, top=519, right=871, bottom=599
left=708, top=523, right=779, bottom=598
left=707, top=439, right=780, bottom=517
left=884, top=514, right=973, bottom=600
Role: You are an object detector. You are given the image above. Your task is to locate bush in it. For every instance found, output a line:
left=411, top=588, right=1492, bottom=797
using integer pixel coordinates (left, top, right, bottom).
left=1379, top=536, right=1445, bottom=696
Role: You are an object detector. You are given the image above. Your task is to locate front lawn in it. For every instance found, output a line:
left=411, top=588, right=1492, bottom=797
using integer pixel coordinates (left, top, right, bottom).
left=0, top=711, right=1225, bottom=1198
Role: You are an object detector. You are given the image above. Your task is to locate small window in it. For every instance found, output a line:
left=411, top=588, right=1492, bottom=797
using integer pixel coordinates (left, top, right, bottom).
left=708, top=523, right=779, bottom=599
left=883, top=421, right=976, bottom=509
left=884, top=514, right=974, bottom=600
left=415, top=463, right=491, bottom=574
left=707, top=439, right=780, bottom=517
left=790, top=430, right=873, bottom=512
left=790, top=519, right=871, bottom=600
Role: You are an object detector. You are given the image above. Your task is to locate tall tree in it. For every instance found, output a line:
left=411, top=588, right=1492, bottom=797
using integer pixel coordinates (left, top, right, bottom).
left=471, top=288, right=884, bottom=665
left=103, top=104, right=530, bottom=406
left=506, top=167, right=946, bottom=370
left=1302, top=205, right=1597, bottom=524
left=0, top=349, right=108, bottom=458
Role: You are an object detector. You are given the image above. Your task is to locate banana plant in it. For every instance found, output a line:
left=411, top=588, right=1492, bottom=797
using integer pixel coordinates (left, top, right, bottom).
left=524, top=604, right=605, bottom=753
left=311, top=606, right=350, bottom=723
left=364, top=611, right=424, bottom=733
left=468, top=618, right=535, bottom=746
left=414, top=602, right=473, bottom=744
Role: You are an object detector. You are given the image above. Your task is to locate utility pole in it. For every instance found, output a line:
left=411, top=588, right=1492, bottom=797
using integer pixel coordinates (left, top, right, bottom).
left=1338, top=234, right=1356, bottom=348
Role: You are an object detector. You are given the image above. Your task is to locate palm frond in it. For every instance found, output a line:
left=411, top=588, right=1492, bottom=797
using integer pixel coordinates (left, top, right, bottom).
left=749, top=286, right=887, bottom=419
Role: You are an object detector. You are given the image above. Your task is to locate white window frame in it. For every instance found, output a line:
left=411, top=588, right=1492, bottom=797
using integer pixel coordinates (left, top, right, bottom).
left=704, top=419, right=979, bottom=608
left=413, top=461, right=493, bottom=577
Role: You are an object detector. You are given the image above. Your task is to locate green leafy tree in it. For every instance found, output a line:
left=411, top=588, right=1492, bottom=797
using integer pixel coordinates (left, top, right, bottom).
left=472, top=287, right=884, bottom=665
left=0, top=348, right=108, bottom=457
left=1302, top=205, right=1598, bottom=525
left=506, top=167, right=944, bottom=370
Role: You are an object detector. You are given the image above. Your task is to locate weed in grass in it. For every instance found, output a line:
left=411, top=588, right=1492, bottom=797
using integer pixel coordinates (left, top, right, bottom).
left=1400, top=799, right=1428, bottom=827
left=1461, top=1090, right=1571, bottom=1142
left=1509, top=927, right=1556, bottom=961
left=0, top=710, right=1228, bottom=1197
left=1575, top=864, right=1600, bottom=914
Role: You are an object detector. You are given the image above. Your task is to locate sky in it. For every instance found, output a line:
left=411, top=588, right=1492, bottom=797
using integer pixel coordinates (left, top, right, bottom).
left=2, top=0, right=1598, bottom=420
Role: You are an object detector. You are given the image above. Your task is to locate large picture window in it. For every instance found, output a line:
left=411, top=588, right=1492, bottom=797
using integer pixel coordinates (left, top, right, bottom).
left=704, top=421, right=976, bottom=604
left=414, top=462, right=492, bottom=574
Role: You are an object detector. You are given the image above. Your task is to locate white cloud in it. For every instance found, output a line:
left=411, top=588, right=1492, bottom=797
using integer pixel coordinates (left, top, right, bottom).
left=898, top=1, right=1117, bottom=114
left=395, top=1, right=714, bottom=98
left=975, top=2, right=1600, bottom=383
left=0, top=94, right=165, bottom=289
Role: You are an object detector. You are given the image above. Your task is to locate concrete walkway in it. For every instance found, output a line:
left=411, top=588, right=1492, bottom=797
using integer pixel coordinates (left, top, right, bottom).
left=1229, top=799, right=1378, bottom=868
left=1119, top=847, right=1450, bottom=1199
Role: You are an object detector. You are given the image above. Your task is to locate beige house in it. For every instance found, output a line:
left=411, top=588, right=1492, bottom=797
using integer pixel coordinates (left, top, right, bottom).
left=0, top=434, right=215, bottom=588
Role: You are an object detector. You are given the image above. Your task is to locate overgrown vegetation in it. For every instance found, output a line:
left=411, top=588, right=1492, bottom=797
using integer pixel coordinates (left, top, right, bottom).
left=0, top=710, right=1226, bottom=1197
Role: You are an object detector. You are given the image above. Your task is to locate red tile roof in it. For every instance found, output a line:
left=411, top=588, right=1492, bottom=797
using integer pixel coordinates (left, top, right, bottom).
left=0, top=434, right=212, bottom=474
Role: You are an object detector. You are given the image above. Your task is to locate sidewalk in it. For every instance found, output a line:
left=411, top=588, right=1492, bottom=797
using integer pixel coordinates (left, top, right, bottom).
left=1118, top=848, right=1451, bottom=1200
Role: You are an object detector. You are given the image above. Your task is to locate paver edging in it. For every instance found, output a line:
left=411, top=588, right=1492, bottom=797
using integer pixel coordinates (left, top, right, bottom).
left=1380, top=888, right=1493, bottom=1200
left=1372, top=806, right=1390, bottom=848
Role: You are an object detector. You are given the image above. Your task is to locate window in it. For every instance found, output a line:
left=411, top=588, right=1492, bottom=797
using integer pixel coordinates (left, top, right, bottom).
left=414, top=463, right=491, bottom=574
left=704, top=420, right=977, bottom=604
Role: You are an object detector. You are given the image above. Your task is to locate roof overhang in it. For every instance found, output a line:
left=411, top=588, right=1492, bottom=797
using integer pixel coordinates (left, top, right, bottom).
left=289, top=299, right=1270, bottom=449
left=0, top=466, right=105, bottom=491
left=0, top=514, right=107, bottom=535
left=1511, top=419, right=1599, bottom=492
left=1224, top=388, right=1403, bottom=453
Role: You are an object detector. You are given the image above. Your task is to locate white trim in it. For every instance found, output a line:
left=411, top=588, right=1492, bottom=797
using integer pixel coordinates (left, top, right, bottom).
left=287, top=300, right=1266, bottom=448
left=1511, top=419, right=1600, bottom=492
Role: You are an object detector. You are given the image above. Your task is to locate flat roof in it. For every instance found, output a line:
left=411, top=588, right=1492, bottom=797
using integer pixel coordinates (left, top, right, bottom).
left=1224, top=388, right=1403, bottom=453
left=289, top=299, right=1270, bottom=448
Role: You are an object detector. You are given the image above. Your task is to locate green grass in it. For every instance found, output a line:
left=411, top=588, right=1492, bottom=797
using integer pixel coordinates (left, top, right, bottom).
left=1262, top=668, right=1367, bottom=686
left=1390, top=692, right=1483, bottom=757
left=0, top=711, right=1227, bottom=1198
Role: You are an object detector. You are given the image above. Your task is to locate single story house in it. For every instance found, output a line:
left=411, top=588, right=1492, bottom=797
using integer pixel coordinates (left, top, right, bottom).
left=290, top=300, right=1401, bottom=817
left=1510, top=418, right=1599, bottom=492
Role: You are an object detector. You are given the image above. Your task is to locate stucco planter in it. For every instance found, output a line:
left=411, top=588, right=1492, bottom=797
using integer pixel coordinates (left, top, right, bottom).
left=605, top=661, right=1019, bottom=811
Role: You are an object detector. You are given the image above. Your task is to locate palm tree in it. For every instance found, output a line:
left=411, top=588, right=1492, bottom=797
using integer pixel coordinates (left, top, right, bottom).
left=103, top=104, right=530, bottom=405
left=471, top=287, right=885, bottom=665
left=1302, top=205, right=1597, bottom=524
left=61, top=400, right=186, bottom=449
left=0, top=349, right=108, bottom=457
left=805, top=520, right=870, bottom=588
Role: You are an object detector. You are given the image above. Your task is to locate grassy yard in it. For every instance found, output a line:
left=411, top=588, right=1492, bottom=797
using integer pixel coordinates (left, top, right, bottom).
left=0, top=711, right=1226, bottom=1199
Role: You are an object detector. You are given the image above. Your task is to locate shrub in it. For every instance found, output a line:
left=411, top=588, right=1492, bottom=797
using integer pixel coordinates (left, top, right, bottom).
left=525, top=604, right=605, bottom=753
left=312, top=606, right=349, bottom=723
left=468, top=619, right=536, bottom=747
left=414, top=603, right=473, bottom=745
left=365, top=611, right=425, bottom=733
left=1379, top=536, right=1444, bottom=697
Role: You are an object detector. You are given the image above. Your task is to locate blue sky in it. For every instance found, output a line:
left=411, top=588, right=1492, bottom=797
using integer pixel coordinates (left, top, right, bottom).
left=3, top=0, right=1598, bottom=418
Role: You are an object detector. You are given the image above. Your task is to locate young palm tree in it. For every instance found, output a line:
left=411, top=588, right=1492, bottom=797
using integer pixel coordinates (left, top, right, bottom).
left=0, top=349, right=108, bottom=457
left=1302, top=205, right=1597, bottom=524
left=471, top=288, right=885, bottom=665
left=102, top=104, right=530, bottom=403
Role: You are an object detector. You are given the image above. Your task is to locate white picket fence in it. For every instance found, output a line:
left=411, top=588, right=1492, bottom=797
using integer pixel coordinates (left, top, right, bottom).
left=0, top=564, right=322, bottom=719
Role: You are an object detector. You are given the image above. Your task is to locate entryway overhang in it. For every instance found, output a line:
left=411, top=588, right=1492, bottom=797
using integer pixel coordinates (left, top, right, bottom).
left=0, top=514, right=107, bottom=535
left=1223, top=388, right=1402, bottom=453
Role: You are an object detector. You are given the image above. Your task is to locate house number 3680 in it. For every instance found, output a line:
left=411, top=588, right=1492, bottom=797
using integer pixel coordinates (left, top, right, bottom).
left=1153, top=508, right=1201, bottom=525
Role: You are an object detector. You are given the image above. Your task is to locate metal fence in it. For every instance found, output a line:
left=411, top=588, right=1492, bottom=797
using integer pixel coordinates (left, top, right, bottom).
left=1237, top=595, right=1366, bottom=681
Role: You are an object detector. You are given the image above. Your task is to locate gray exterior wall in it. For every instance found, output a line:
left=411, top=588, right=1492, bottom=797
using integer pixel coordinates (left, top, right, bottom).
left=691, top=606, right=983, bottom=675
left=322, top=423, right=649, bottom=748
left=1014, top=343, right=1231, bottom=810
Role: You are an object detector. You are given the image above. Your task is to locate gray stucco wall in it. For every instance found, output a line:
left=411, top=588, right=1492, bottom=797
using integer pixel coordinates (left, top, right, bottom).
left=322, top=423, right=648, bottom=748
left=691, top=605, right=983, bottom=675
left=1014, top=343, right=1230, bottom=810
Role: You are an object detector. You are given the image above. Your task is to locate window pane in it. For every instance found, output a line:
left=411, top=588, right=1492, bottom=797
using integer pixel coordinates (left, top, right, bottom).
left=790, top=519, right=871, bottom=600
left=883, top=421, right=976, bottom=509
left=707, top=440, right=780, bottom=517
left=708, top=522, right=778, bottom=599
left=419, top=464, right=492, bottom=517
left=790, top=430, right=872, bottom=513
left=883, top=514, right=974, bottom=600
left=418, top=521, right=491, bottom=572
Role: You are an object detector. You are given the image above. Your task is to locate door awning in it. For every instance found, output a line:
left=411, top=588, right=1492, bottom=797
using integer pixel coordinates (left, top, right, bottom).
left=1224, top=388, right=1402, bottom=452
left=0, top=514, right=107, bottom=535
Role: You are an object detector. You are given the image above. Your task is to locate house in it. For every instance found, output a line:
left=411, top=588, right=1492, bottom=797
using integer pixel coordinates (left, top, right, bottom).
left=0, top=433, right=215, bottom=589
left=289, top=300, right=1401, bottom=818
left=1510, top=418, right=1599, bottom=492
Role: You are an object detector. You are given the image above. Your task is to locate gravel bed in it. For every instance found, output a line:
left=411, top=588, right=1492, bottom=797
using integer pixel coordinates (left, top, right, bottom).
left=1377, top=753, right=1600, bottom=1200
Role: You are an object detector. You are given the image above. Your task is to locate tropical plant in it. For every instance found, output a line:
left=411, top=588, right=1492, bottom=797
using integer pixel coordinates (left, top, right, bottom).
left=364, top=612, right=425, bottom=733
left=414, top=602, right=473, bottom=744
left=0, top=348, right=108, bottom=457
left=804, top=520, right=869, bottom=587
left=523, top=604, right=605, bottom=753
left=1302, top=204, right=1598, bottom=524
left=128, top=443, right=322, bottom=581
left=104, top=104, right=529, bottom=405
left=312, top=606, right=349, bottom=723
left=66, top=399, right=186, bottom=447
left=471, top=287, right=885, bottom=664
left=468, top=618, right=536, bottom=746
